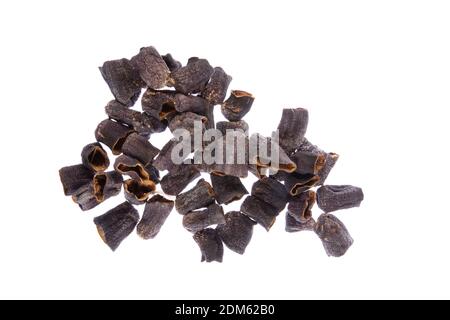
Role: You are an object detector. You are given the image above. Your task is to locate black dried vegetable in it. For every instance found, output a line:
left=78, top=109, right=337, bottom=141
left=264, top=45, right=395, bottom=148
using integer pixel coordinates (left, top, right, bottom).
left=60, top=45, right=364, bottom=262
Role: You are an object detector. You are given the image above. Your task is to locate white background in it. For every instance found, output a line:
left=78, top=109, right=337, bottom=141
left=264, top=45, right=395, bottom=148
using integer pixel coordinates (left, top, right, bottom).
left=0, top=0, right=449, bottom=299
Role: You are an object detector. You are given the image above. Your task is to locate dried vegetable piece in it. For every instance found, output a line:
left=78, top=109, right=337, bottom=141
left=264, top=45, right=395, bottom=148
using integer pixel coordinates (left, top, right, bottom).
left=160, top=164, right=200, bottom=196
left=317, top=185, right=364, bottom=213
left=240, top=196, right=279, bottom=231
left=122, top=133, right=160, bottom=166
left=141, top=89, right=177, bottom=120
left=216, top=211, right=256, bottom=254
left=152, top=138, right=193, bottom=172
left=59, top=164, right=94, bottom=196
left=193, top=228, right=223, bottom=263
left=290, top=150, right=326, bottom=175
left=314, top=213, right=353, bottom=257
left=99, top=58, right=143, bottom=106
left=81, top=142, right=109, bottom=172
left=287, top=190, right=316, bottom=223
left=210, top=173, right=248, bottom=205
left=182, top=203, right=225, bottom=233
left=174, top=94, right=209, bottom=115
left=137, top=195, right=174, bottom=239
left=284, top=173, right=320, bottom=196
left=277, top=108, right=309, bottom=153
left=201, top=67, right=232, bottom=105
left=131, top=46, right=170, bottom=89
left=113, top=155, right=157, bottom=183
left=285, top=213, right=315, bottom=232
left=94, top=202, right=139, bottom=251
left=168, top=112, right=207, bottom=136
left=123, top=179, right=156, bottom=205
left=175, top=179, right=215, bottom=215
left=169, top=58, right=214, bottom=94
left=251, top=177, right=288, bottom=213
left=162, top=53, right=182, bottom=72
left=94, top=119, right=134, bottom=155
left=216, top=120, right=249, bottom=135
left=221, top=90, right=254, bottom=121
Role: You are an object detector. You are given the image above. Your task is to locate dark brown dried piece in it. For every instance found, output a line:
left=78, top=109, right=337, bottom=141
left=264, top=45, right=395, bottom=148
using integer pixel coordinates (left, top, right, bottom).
left=287, top=190, right=316, bottom=223
left=168, top=112, right=207, bottom=136
left=162, top=53, right=182, bottom=72
left=297, top=138, right=339, bottom=184
left=317, top=185, right=364, bottom=213
left=59, top=164, right=94, bottom=196
left=216, top=120, right=249, bottom=135
left=160, top=164, right=200, bottom=196
left=169, top=58, right=214, bottom=94
left=175, top=179, right=215, bottom=215
left=93, top=201, right=139, bottom=251
left=105, top=100, right=166, bottom=136
left=193, top=228, right=223, bottom=263
left=251, top=177, right=288, bottom=213
left=204, top=104, right=215, bottom=130
left=123, top=179, right=156, bottom=205
left=285, top=213, right=316, bottom=232
left=277, top=108, right=309, bottom=152
left=240, top=196, right=279, bottom=231
left=99, top=58, right=143, bottom=107
left=216, top=211, right=256, bottom=254
left=152, top=138, right=193, bottom=172
left=137, top=195, right=174, bottom=239
left=94, top=119, right=134, bottom=155
left=182, top=203, right=225, bottom=233
left=141, top=89, right=177, bottom=121
left=114, top=155, right=158, bottom=183
left=81, top=142, right=109, bottom=172
left=251, top=134, right=297, bottom=174
left=284, top=173, right=320, bottom=196
left=122, top=133, right=160, bottom=166
left=290, top=150, right=326, bottom=175
left=221, top=90, right=254, bottom=121
left=201, top=67, right=232, bottom=105
left=210, top=173, right=248, bottom=205
left=314, top=213, right=353, bottom=257
left=174, top=94, right=209, bottom=115
left=130, top=46, right=170, bottom=89
left=72, top=171, right=123, bottom=211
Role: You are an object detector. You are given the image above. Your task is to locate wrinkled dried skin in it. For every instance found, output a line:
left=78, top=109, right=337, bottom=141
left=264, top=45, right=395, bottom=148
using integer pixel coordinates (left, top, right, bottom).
left=99, top=58, right=143, bottom=106
left=169, top=58, right=214, bottom=94
left=94, top=202, right=139, bottom=251
left=277, top=108, right=309, bottom=153
left=152, top=138, right=193, bottom=172
left=105, top=100, right=165, bottom=136
left=221, top=90, right=254, bottom=121
left=210, top=173, right=248, bottom=205
left=291, top=150, right=326, bottom=175
left=317, top=185, right=364, bottom=213
left=287, top=190, right=316, bottom=222
left=114, top=155, right=157, bottom=183
left=81, top=142, right=109, bottom=172
left=168, top=112, right=207, bottom=136
left=59, top=164, right=94, bottom=196
left=137, top=195, right=174, bottom=239
left=175, top=179, right=215, bottom=215
left=284, top=173, right=320, bottom=196
left=217, top=211, right=256, bottom=254
left=162, top=53, right=182, bottom=72
left=94, top=119, right=134, bottom=155
left=130, top=46, right=170, bottom=89
left=193, top=228, right=223, bottom=263
left=251, top=177, right=288, bottom=213
left=160, top=164, right=200, bottom=196
left=314, top=213, right=353, bottom=257
left=141, top=89, right=177, bottom=121
left=285, top=212, right=316, bottom=232
left=201, top=67, right=232, bottom=105
left=216, top=120, right=249, bottom=136
left=297, top=138, right=339, bottom=185
left=122, top=133, right=160, bottom=166
left=240, top=196, right=279, bottom=231
left=93, top=171, right=123, bottom=202
left=174, top=94, right=209, bottom=115
left=123, top=179, right=156, bottom=205
left=182, top=203, right=225, bottom=233
left=252, top=134, right=296, bottom=174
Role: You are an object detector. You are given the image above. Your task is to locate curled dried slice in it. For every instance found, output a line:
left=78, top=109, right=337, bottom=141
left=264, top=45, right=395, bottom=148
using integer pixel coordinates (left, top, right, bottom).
left=137, top=195, right=174, bottom=239
left=122, top=133, right=160, bottom=166
left=94, top=202, right=139, bottom=251
left=290, top=150, right=326, bottom=175
left=182, top=203, right=225, bottom=233
left=285, top=212, right=315, bottom=232
left=284, top=173, right=320, bottom=196
left=141, top=89, right=177, bottom=121
left=123, top=179, right=156, bottom=205
left=81, top=142, right=109, bottom=172
left=94, top=119, right=133, bottom=155
left=221, top=90, right=254, bottom=121
left=287, top=190, right=316, bottom=223
left=114, top=155, right=158, bottom=184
